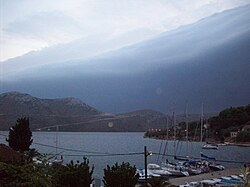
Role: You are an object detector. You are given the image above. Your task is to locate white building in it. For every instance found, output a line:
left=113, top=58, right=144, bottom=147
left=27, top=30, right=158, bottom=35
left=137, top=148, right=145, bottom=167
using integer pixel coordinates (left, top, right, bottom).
left=230, top=131, right=238, bottom=138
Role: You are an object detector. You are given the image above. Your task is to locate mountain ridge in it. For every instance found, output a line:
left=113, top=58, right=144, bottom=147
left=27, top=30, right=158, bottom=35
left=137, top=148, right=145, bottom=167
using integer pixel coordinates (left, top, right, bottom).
left=0, top=92, right=175, bottom=131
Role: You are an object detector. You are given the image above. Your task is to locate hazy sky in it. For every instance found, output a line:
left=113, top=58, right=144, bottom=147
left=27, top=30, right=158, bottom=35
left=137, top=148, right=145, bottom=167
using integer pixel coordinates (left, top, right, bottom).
left=1, top=0, right=249, bottom=61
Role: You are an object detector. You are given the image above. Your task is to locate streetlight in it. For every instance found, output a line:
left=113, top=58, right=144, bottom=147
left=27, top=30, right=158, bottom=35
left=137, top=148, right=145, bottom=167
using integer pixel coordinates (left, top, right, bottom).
left=144, top=146, right=152, bottom=185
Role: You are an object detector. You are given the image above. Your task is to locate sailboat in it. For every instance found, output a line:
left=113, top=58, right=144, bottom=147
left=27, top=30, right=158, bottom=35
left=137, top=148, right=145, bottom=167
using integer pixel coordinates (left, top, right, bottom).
left=174, top=103, right=190, bottom=161
left=160, top=112, right=189, bottom=177
left=161, top=162, right=189, bottom=177
left=202, top=143, right=218, bottom=150
left=49, top=125, right=63, bottom=165
left=200, top=152, right=225, bottom=171
left=150, top=113, right=189, bottom=176
left=167, top=103, right=223, bottom=174
left=200, top=104, right=219, bottom=150
left=174, top=104, right=202, bottom=175
left=147, top=164, right=171, bottom=176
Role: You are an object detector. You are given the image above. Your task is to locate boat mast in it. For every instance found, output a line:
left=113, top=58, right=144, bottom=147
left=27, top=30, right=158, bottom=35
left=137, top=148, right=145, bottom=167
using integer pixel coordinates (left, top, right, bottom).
left=173, top=112, right=176, bottom=156
left=161, top=115, right=169, bottom=161
left=185, top=103, right=188, bottom=155
left=56, top=125, right=59, bottom=156
left=166, top=116, right=169, bottom=154
left=200, top=103, right=204, bottom=143
left=166, top=116, right=169, bottom=140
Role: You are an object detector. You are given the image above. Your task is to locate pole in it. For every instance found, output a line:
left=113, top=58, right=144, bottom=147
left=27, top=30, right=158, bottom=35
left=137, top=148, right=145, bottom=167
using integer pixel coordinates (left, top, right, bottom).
left=166, top=116, right=169, bottom=140
left=173, top=112, right=176, bottom=156
left=166, top=116, right=169, bottom=153
left=200, top=103, right=204, bottom=143
left=144, top=146, right=148, bottom=185
left=185, top=103, right=188, bottom=155
left=56, top=125, right=59, bottom=156
left=162, top=116, right=168, bottom=161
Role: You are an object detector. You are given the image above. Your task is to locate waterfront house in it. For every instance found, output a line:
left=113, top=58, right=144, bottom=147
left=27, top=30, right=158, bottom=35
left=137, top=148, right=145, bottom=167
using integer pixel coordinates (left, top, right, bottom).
left=242, top=124, right=250, bottom=132
left=230, top=131, right=238, bottom=138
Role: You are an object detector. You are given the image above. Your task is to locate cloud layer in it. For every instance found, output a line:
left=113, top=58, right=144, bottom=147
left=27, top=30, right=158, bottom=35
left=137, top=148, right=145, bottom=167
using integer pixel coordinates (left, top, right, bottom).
left=1, top=0, right=249, bottom=61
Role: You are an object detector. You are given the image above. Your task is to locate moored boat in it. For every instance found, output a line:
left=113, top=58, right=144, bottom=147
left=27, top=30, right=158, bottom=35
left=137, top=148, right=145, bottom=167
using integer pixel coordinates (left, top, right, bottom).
left=176, top=161, right=202, bottom=175
left=177, top=174, right=244, bottom=187
left=202, top=143, right=219, bottom=150
left=220, top=176, right=243, bottom=185
left=49, top=156, right=63, bottom=165
left=137, top=168, right=161, bottom=182
left=208, top=162, right=225, bottom=171
left=147, top=163, right=171, bottom=176
left=179, top=181, right=200, bottom=187
left=161, top=162, right=189, bottom=177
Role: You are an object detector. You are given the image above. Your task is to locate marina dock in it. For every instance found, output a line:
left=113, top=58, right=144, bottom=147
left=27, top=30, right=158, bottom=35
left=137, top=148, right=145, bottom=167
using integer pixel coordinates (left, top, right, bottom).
left=169, top=168, right=241, bottom=186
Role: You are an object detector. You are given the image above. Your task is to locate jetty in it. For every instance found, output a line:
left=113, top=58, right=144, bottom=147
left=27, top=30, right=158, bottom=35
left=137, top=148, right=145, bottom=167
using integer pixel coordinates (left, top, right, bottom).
left=169, top=168, right=241, bottom=186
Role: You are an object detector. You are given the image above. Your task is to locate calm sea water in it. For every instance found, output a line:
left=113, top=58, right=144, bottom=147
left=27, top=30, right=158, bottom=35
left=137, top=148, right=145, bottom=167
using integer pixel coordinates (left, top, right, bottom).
left=1, top=131, right=250, bottom=178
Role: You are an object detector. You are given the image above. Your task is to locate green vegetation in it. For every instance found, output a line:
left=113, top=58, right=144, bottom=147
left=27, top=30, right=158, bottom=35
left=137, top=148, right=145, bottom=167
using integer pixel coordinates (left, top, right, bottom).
left=0, top=155, right=52, bottom=187
left=208, top=105, right=250, bottom=142
left=210, top=105, right=249, bottom=129
left=236, top=131, right=250, bottom=142
left=6, top=117, right=33, bottom=152
left=103, top=162, right=139, bottom=187
left=0, top=155, right=94, bottom=187
left=240, top=166, right=250, bottom=187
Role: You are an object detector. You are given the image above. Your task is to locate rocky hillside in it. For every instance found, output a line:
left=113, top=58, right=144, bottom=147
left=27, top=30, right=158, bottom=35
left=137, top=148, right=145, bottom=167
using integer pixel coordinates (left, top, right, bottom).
left=0, top=92, right=101, bottom=130
left=0, top=92, right=99, bottom=116
left=0, top=92, right=171, bottom=131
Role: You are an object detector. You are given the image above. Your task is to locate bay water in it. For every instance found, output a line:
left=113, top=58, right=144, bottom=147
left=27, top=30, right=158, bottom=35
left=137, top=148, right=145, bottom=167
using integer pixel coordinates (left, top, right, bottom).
left=1, top=131, right=250, bottom=179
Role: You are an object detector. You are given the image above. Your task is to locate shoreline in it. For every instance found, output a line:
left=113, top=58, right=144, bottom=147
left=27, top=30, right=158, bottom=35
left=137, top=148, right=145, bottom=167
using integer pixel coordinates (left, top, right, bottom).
left=225, top=142, right=250, bottom=147
left=144, top=136, right=250, bottom=147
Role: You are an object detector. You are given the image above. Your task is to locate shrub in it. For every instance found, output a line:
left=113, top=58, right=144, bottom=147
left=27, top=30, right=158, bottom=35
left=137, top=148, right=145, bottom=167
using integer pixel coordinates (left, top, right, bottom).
left=103, top=162, right=139, bottom=187
left=0, top=161, right=52, bottom=187
left=51, top=158, right=94, bottom=187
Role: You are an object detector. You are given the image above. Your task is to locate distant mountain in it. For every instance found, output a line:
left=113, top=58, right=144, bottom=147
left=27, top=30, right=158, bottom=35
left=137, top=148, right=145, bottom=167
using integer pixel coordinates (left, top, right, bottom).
left=1, top=5, right=250, bottom=114
left=0, top=92, right=172, bottom=131
left=0, top=92, right=99, bottom=115
left=0, top=92, right=100, bottom=130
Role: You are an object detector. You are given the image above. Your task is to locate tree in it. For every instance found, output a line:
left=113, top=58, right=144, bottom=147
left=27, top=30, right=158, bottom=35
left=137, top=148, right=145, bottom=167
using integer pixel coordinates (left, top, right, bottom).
left=209, top=106, right=249, bottom=130
left=6, top=117, right=33, bottom=152
left=51, top=158, right=94, bottom=187
left=236, top=131, right=250, bottom=142
left=103, top=162, right=139, bottom=187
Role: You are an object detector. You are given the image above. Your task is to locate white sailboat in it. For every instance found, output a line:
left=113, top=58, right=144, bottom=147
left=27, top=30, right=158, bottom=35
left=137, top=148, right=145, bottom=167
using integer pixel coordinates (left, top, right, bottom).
left=202, top=143, right=218, bottom=150
left=160, top=112, right=190, bottom=177
left=175, top=104, right=202, bottom=175
left=161, top=162, right=189, bottom=177
left=200, top=103, right=219, bottom=150
left=147, top=164, right=171, bottom=176
left=49, top=125, right=63, bottom=165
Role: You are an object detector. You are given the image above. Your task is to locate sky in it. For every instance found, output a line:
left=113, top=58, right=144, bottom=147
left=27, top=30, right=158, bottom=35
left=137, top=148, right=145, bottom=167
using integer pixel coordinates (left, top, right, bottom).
left=1, top=0, right=250, bottom=62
